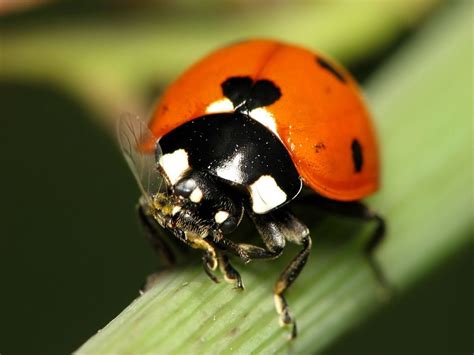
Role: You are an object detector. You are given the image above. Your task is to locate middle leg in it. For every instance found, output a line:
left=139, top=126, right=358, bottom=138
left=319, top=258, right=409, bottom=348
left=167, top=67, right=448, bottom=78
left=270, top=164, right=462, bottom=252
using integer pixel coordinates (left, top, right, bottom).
left=218, top=208, right=312, bottom=339
left=263, top=209, right=312, bottom=340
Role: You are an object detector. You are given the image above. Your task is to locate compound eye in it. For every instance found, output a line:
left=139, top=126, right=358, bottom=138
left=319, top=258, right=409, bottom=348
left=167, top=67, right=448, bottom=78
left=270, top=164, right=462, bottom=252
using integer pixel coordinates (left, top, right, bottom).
left=174, top=178, right=197, bottom=197
left=220, top=218, right=238, bottom=234
left=215, top=210, right=238, bottom=234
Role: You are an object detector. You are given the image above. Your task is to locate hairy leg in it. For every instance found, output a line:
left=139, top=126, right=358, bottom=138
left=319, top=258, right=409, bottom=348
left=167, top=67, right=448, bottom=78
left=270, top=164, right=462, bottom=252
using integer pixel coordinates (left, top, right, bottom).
left=218, top=253, right=244, bottom=290
left=219, top=208, right=312, bottom=339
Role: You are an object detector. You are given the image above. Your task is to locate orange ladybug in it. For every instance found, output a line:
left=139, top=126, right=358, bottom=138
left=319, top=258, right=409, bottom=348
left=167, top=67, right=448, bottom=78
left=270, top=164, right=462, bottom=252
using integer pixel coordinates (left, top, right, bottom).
left=147, top=39, right=379, bottom=200
left=119, top=39, right=386, bottom=340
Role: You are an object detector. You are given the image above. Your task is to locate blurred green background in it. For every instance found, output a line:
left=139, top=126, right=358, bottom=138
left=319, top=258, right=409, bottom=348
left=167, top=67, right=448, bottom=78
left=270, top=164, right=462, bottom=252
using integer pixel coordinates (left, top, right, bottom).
left=0, top=1, right=472, bottom=354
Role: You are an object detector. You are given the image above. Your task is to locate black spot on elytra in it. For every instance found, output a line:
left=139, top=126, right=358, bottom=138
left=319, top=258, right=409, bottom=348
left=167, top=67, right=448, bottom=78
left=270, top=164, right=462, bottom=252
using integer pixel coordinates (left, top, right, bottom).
left=314, top=142, right=326, bottom=153
left=351, top=139, right=363, bottom=173
left=221, top=76, right=281, bottom=111
left=222, top=77, right=253, bottom=108
left=316, top=56, right=346, bottom=83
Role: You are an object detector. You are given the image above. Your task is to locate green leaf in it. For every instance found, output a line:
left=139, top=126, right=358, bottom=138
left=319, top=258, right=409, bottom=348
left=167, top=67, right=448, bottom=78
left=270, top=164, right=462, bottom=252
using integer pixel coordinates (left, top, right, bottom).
left=76, top=2, right=472, bottom=354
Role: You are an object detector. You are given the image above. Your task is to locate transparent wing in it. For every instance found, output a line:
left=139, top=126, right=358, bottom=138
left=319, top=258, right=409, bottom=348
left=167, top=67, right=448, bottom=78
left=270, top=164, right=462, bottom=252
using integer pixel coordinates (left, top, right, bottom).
left=117, top=112, right=164, bottom=201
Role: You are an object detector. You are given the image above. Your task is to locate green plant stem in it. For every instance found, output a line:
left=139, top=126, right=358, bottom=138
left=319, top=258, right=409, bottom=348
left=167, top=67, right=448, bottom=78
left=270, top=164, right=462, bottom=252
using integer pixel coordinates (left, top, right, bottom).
left=76, top=2, right=472, bottom=354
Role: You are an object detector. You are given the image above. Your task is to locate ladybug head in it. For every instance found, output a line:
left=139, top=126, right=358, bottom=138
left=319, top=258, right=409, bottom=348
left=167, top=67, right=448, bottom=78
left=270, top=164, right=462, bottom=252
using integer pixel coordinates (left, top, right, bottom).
left=153, top=170, right=244, bottom=237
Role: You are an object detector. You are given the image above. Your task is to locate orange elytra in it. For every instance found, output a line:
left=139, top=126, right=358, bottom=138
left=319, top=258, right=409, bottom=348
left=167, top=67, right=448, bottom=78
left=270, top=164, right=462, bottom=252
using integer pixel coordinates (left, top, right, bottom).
left=147, top=39, right=380, bottom=202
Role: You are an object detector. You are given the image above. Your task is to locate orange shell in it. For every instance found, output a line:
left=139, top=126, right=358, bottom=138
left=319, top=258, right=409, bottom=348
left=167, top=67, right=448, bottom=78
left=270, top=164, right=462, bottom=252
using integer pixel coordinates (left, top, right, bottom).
left=147, top=40, right=380, bottom=201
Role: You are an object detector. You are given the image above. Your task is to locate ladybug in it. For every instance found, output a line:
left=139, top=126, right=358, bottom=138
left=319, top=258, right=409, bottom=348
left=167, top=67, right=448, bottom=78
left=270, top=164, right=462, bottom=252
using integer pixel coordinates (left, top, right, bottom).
left=118, top=39, right=386, bottom=339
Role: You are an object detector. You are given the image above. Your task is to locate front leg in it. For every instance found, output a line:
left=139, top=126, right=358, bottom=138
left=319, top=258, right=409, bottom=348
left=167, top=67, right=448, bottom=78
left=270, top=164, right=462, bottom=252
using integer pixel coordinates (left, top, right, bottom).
left=202, top=249, right=220, bottom=284
left=213, top=211, right=287, bottom=262
left=216, top=238, right=283, bottom=262
left=218, top=253, right=244, bottom=290
left=181, top=233, right=244, bottom=288
left=173, top=229, right=221, bottom=284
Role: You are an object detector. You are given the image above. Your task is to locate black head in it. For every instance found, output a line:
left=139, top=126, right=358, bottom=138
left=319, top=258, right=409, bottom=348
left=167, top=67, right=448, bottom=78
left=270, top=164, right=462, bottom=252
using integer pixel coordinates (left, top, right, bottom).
left=161, top=170, right=244, bottom=236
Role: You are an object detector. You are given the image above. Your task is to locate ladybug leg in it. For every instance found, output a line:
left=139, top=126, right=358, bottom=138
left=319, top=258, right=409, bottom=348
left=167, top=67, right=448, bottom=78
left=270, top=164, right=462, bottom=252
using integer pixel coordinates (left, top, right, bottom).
left=214, top=209, right=294, bottom=262
left=298, top=194, right=392, bottom=296
left=217, top=241, right=283, bottom=262
left=214, top=224, right=285, bottom=262
left=202, top=249, right=220, bottom=284
left=218, top=253, right=244, bottom=290
left=216, top=209, right=311, bottom=338
left=273, top=233, right=311, bottom=340
left=180, top=231, right=221, bottom=284
left=140, top=204, right=222, bottom=284
left=265, top=209, right=311, bottom=340
left=244, top=209, right=312, bottom=339
left=137, top=202, right=176, bottom=267
left=362, top=213, right=391, bottom=296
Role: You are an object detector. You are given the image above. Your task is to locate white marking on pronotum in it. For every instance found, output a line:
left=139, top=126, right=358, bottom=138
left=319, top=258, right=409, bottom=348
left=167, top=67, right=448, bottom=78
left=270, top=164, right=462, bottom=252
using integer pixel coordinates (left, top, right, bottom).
left=205, top=98, right=234, bottom=113
left=189, top=187, right=203, bottom=203
left=249, top=175, right=287, bottom=214
left=214, top=211, right=230, bottom=224
left=249, top=107, right=279, bottom=137
left=158, top=149, right=189, bottom=185
left=206, top=98, right=281, bottom=139
left=215, top=152, right=245, bottom=184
